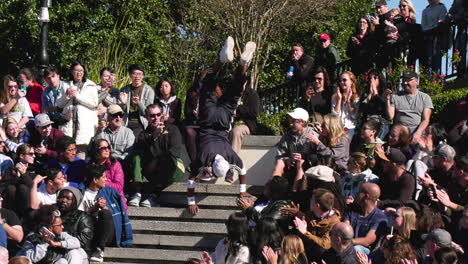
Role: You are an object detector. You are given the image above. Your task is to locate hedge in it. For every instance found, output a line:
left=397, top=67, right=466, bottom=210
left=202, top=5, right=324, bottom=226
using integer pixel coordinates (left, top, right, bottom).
left=432, top=88, right=468, bottom=115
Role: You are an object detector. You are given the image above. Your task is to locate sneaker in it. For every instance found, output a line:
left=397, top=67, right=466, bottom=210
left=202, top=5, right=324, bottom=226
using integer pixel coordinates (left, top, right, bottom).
left=225, top=169, right=235, bottom=183
left=128, top=193, right=141, bottom=207
left=199, top=169, right=214, bottom=182
left=219, top=36, right=234, bottom=63
left=240, top=41, right=256, bottom=66
left=90, top=248, right=104, bottom=262
left=140, top=194, right=159, bottom=207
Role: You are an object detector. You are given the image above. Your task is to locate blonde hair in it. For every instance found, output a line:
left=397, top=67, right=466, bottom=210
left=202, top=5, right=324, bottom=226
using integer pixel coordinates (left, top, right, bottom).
left=400, top=206, right=416, bottom=238
left=281, top=235, right=306, bottom=264
left=1, top=75, right=15, bottom=104
left=399, top=0, right=416, bottom=21
left=323, top=114, right=347, bottom=147
left=389, top=8, right=400, bottom=16
left=333, top=71, right=359, bottom=103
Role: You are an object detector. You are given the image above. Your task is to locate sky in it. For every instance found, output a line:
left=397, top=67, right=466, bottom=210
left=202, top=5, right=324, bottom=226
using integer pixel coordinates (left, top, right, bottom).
left=386, top=0, right=454, bottom=22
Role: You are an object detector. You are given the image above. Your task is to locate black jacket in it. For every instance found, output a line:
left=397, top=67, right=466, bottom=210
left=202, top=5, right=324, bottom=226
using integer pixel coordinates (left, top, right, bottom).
left=62, top=210, right=94, bottom=255
left=235, top=88, right=260, bottom=134
left=135, top=124, right=182, bottom=167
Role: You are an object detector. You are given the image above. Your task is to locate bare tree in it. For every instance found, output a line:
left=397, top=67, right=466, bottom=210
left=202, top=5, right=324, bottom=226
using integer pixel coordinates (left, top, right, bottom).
left=187, top=0, right=336, bottom=90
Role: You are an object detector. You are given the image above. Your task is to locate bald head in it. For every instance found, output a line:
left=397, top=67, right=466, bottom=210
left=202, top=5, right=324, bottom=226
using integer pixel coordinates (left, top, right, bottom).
left=333, top=222, right=354, bottom=241
left=361, top=183, right=381, bottom=201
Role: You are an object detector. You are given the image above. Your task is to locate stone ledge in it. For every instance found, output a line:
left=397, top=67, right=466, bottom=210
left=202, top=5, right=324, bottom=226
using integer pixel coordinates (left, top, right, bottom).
left=242, top=135, right=281, bottom=147
left=105, top=248, right=202, bottom=262
left=132, top=220, right=227, bottom=234
left=133, top=234, right=222, bottom=248
left=128, top=207, right=236, bottom=220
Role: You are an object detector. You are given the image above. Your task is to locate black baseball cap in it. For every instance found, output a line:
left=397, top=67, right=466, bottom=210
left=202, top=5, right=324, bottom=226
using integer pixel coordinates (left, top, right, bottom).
left=401, top=71, right=418, bottom=81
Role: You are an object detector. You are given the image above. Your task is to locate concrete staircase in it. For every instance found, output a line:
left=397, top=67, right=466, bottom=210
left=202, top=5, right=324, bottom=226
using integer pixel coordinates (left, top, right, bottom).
left=101, top=182, right=263, bottom=264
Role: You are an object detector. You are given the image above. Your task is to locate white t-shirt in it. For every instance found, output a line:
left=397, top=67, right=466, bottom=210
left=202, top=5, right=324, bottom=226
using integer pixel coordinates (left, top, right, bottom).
left=37, top=184, right=57, bottom=206
left=79, top=188, right=98, bottom=212
left=0, top=97, right=33, bottom=128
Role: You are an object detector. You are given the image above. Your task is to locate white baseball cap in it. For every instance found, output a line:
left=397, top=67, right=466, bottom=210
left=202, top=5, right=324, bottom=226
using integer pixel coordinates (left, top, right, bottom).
left=287, top=108, right=309, bottom=122
left=212, top=154, right=230, bottom=178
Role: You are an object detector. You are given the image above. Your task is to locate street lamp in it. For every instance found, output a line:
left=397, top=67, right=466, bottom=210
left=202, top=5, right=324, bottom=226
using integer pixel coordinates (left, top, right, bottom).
left=37, top=0, right=51, bottom=86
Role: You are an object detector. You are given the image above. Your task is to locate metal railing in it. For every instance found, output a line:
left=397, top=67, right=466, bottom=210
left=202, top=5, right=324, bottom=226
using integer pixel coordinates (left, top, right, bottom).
left=259, top=25, right=461, bottom=114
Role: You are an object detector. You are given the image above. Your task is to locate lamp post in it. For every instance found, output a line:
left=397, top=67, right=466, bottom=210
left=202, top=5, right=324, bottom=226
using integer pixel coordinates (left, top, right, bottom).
left=37, top=0, right=51, bottom=86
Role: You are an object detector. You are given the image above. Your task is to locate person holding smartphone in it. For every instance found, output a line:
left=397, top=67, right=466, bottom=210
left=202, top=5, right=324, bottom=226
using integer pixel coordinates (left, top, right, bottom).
left=18, top=204, right=87, bottom=264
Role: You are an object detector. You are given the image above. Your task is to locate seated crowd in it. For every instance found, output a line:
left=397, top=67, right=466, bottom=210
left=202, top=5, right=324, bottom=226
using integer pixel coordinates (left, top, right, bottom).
left=0, top=0, right=466, bottom=263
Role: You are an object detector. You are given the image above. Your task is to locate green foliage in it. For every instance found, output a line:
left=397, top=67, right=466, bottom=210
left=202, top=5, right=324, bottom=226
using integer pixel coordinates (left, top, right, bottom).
left=257, top=110, right=291, bottom=136
left=432, top=88, right=468, bottom=115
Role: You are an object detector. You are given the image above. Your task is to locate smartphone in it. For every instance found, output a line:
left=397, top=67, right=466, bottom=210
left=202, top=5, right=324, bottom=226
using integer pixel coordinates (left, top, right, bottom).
left=20, top=85, right=27, bottom=92
left=39, top=226, right=56, bottom=239
left=430, top=185, right=438, bottom=199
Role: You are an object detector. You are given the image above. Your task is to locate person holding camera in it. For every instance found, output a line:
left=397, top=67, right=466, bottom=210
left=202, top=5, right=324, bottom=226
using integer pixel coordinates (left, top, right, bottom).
left=128, top=103, right=183, bottom=208
left=18, top=204, right=88, bottom=264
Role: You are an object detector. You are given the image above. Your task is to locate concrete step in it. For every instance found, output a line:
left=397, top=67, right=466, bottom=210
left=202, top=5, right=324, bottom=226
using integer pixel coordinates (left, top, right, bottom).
left=133, top=233, right=222, bottom=248
left=132, top=220, right=227, bottom=235
left=127, top=207, right=237, bottom=221
left=162, top=182, right=263, bottom=196
left=158, top=194, right=240, bottom=209
left=104, top=248, right=203, bottom=263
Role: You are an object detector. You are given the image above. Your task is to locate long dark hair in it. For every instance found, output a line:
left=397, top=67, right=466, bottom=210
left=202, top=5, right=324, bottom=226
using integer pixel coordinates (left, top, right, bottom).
left=225, top=212, right=249, bottom=257
left=156, top=77, right=176, bottom=98
left=310, top=66, right=331, bottom=89
left=69, top=61, right=88, bottom=82
left=367, top=69, right=387, bottom=96
left=89, top=138, right=116, bottom=165
left=253, top=217, right=283, bottom=263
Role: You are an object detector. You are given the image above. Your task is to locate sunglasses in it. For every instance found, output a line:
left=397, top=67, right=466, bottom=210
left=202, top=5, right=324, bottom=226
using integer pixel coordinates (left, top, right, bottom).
left=111, top=112, right=124, bottom=118
left=148, top=113, right=163, bottom=118
left=319, top=39, right=327, bottom=43
left=98, top=146, right=111, bottom=151
left=399, top=5, right=407, bottom=8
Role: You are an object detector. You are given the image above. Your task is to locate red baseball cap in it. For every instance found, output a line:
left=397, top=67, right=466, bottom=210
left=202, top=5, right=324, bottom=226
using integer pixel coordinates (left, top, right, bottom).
left=319, top=33, right=330, bottom=41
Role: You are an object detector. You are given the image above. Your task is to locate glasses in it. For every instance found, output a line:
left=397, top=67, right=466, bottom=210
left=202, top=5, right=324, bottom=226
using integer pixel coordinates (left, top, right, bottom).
left=111, top=112, right=124, bottom=118
left=399, top=5, right=407, bottom=8
left=131, top=72, right=144, bottom=77
left=148, top=113, right=163, bottom=118
left=98, top=146, right=111, bottom=151
left=319, top=39, right=327, bottom=43
left=25, top=152, right=35, bottom=156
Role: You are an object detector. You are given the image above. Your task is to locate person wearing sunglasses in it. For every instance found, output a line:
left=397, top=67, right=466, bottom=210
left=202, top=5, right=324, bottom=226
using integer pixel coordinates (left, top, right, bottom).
left=18, top=204, right=86, bottom=264
left=27, top=113, right=65, bottom=165
left=88, top=138, right=127, bottom=211
left=1, top=144, right=37, bottom=218
left=95, top=104, right=135, bottom=163
left=315, top=33, right=341, bottom=84
left=128, top=103, right=183, bottom=208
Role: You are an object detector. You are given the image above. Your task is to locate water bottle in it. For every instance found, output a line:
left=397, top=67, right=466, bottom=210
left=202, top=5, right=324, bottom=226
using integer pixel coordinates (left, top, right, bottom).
left=287, top=66, right=294, bottom=79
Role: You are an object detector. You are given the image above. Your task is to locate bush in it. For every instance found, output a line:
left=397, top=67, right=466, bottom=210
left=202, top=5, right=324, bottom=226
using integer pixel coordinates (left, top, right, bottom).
left=432, top=88, right=468, bottom=116
left=257, top=110, right=291, bottom=136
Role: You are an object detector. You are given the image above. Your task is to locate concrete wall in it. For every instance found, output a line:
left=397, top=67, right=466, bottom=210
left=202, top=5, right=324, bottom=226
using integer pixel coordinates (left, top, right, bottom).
left=180, top=135, right=281, bottom=187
